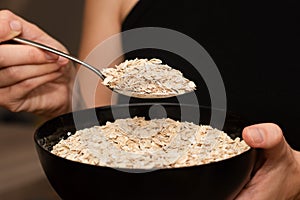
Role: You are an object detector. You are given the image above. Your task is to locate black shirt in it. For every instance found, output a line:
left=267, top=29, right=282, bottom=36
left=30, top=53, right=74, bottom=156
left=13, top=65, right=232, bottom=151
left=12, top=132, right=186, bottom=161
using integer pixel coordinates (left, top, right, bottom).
left=120, top=0, right=300, bottom=150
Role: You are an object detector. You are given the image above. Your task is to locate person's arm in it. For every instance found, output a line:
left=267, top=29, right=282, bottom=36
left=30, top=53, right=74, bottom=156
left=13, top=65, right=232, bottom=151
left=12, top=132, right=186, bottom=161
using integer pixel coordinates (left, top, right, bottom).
left=77, top=0, right=124, bottom=108
left=0, top=10, right=76, bottom=119
left=236, top=123, right=300, bottom=199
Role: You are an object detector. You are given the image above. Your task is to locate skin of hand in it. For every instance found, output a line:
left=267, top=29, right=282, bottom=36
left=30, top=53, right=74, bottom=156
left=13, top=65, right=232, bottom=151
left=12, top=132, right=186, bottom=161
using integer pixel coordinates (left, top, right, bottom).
left=236, top=123, right=300, bottom=200
left=0, top=10, right=77, bottom=119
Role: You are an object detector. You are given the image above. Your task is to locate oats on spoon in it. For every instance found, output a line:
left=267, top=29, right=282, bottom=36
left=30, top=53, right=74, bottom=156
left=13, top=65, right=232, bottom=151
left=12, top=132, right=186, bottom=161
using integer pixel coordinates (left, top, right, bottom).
left=101, top=58, right=196, bottom=98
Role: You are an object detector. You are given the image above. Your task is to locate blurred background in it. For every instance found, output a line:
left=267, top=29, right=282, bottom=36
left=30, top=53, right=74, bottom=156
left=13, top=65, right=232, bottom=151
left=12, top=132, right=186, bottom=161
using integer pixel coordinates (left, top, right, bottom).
left=0, top=1, right=84, bottom=199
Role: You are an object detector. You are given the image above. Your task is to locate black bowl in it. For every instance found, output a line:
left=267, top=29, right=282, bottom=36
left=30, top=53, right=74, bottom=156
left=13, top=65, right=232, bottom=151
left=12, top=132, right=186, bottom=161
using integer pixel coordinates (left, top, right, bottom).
left=34, top=103, right=256, bottom=200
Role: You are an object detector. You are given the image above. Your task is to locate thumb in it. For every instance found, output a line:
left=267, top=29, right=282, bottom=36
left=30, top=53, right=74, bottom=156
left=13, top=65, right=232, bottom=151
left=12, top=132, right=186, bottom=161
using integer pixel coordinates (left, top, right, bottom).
left=242, top=123, right=289, bottom=161
left=0, top=10, right=22, bottom=42
left=236, top=124, right=300, bottom=200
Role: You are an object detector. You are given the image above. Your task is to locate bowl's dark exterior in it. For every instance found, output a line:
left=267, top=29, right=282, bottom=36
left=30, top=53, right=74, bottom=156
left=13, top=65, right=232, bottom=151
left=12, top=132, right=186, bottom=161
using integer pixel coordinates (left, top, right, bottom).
left=34, top=103, right=256, bottom=200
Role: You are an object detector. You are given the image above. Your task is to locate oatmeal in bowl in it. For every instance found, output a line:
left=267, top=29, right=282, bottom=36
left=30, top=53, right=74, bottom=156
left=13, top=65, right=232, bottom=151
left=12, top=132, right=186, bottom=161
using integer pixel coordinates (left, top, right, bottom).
left=51, top=117, right=250, bottom=169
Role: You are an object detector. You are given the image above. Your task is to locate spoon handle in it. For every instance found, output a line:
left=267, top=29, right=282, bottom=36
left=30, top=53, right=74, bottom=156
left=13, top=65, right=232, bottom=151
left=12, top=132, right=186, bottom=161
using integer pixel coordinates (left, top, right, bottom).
left=12, top=37, right=105, bottom=80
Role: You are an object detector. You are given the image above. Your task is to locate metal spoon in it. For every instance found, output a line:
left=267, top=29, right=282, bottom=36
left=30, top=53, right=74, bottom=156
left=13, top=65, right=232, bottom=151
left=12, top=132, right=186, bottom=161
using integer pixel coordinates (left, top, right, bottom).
left=12, top=37, right=195, bottom=99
